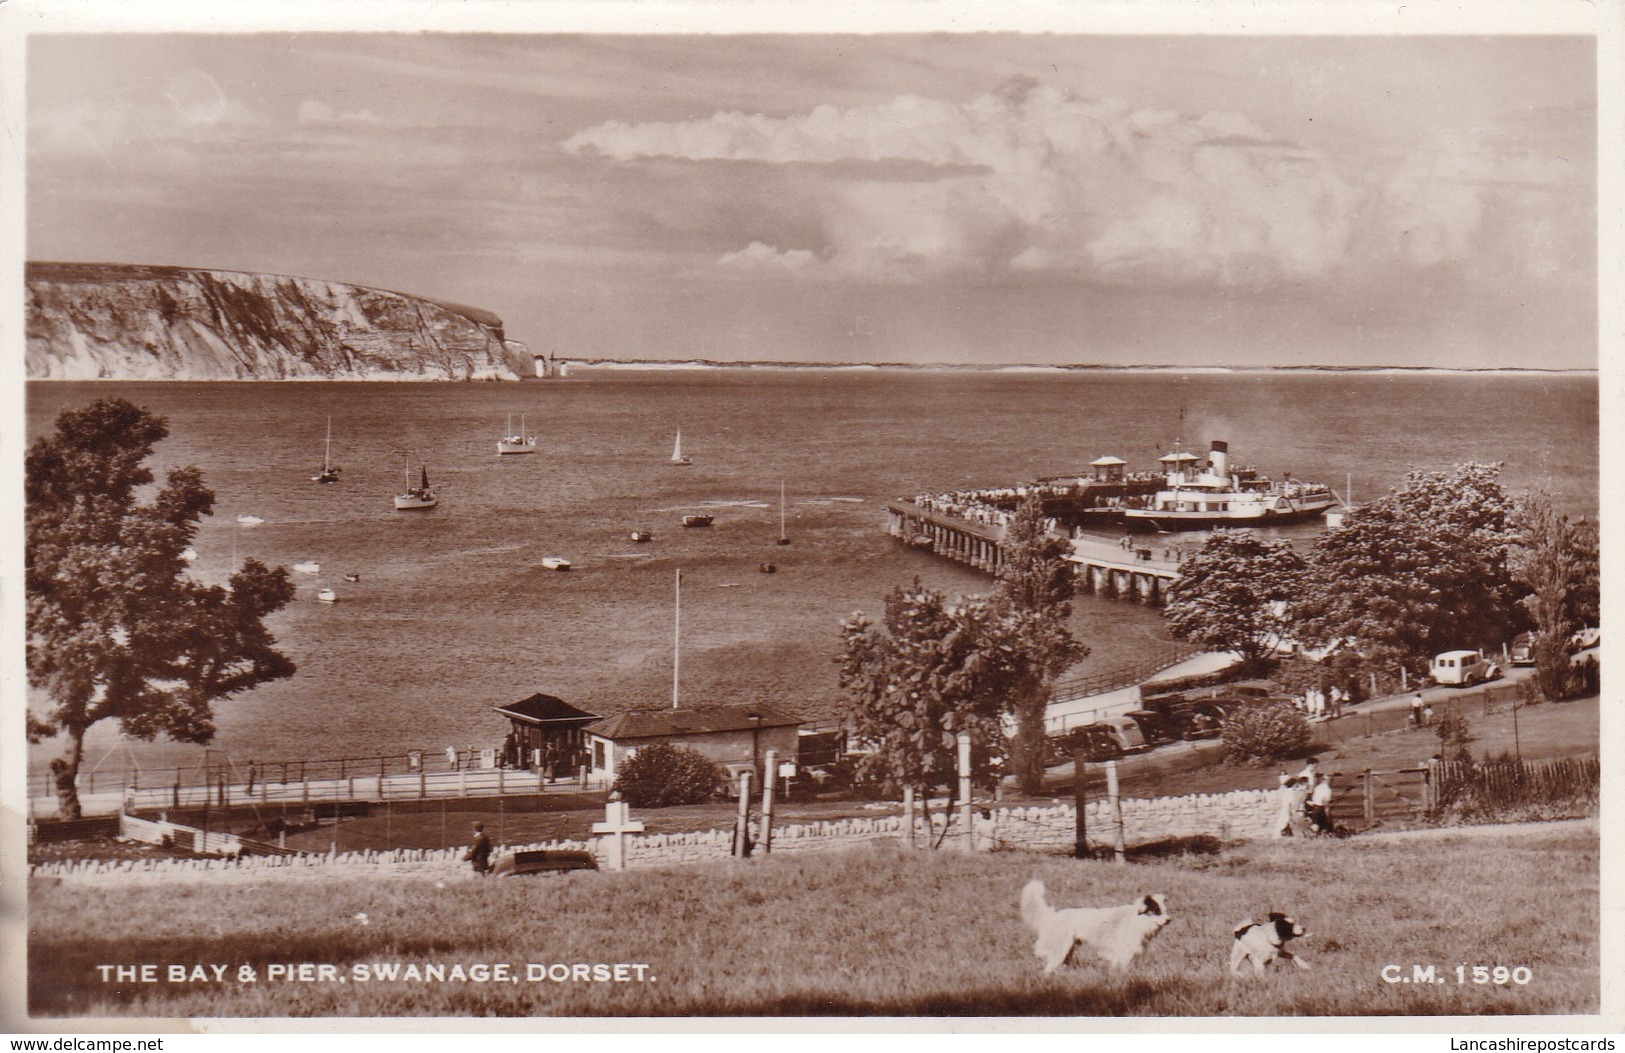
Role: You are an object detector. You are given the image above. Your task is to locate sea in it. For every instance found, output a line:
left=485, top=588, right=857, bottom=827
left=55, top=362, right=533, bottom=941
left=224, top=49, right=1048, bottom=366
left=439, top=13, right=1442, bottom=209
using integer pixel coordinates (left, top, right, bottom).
left=23, top=370, right=1598, bottom=783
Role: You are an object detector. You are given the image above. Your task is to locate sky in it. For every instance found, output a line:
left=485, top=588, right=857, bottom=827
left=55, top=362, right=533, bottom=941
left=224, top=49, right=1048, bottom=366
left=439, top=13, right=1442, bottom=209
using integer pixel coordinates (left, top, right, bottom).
left=23, top=29, right=1600, bottom=368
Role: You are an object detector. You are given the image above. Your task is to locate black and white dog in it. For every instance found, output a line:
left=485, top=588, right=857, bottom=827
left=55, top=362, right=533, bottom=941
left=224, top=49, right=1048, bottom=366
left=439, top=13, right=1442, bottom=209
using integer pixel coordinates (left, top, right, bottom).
left=1230, top=912, right=1312, bottom=976
left=1020, top=879, right=1172, bottom=973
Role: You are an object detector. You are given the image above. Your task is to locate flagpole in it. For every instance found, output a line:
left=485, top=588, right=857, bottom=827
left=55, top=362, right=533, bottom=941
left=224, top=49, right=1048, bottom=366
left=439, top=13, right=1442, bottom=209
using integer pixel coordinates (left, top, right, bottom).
left=673, top=568, right=681, bottom=710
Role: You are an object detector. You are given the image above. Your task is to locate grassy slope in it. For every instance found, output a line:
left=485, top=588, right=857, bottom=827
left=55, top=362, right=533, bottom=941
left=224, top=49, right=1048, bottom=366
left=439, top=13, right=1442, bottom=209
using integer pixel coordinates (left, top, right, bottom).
left=29, top=825, right=1597, bottom=1018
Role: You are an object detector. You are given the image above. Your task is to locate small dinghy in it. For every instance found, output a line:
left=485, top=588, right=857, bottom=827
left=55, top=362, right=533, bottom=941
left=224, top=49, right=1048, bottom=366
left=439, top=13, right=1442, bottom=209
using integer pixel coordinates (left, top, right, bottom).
left=293, top=561, right=321, bottom=575
left=316, top=587, right=338, bottom=603
left=541, top=557, right=572, bottom=571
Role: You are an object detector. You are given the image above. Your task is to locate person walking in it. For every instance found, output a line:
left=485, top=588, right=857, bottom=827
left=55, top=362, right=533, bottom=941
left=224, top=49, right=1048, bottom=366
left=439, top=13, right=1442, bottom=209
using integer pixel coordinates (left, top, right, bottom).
left=463, top=821, right=493, bottom=876
left=1306, top=772, right=1335, bottom=835
left=1411, top=692, right=1425, bottom=728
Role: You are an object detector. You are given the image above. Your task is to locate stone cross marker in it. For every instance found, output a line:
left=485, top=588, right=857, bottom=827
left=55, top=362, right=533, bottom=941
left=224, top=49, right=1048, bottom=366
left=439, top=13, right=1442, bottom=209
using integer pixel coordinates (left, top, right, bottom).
left=592, top=798, right=644, bottom=871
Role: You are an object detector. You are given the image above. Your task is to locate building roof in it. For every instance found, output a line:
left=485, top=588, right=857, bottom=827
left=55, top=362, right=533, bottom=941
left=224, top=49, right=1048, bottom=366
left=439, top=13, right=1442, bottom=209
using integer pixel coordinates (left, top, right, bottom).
left=586, top=704, right=803, bottom=742
left=1090, top=455, right=1127, bottom=466
left=493, top=693, right=601, bottom=726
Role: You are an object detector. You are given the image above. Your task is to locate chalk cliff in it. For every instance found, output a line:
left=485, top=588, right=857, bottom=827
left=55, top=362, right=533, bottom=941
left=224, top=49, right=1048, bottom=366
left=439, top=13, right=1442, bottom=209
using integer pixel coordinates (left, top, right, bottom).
left=25, top=263, right=531, bottom=381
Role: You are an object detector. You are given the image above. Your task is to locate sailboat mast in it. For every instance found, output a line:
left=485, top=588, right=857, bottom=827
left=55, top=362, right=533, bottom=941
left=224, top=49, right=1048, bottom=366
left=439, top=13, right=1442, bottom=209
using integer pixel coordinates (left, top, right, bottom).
left=780, top=480, right=786, bottom=539
left=324, top=416, right=332, bottom=471
left=672, top=568, right=682, bottom=710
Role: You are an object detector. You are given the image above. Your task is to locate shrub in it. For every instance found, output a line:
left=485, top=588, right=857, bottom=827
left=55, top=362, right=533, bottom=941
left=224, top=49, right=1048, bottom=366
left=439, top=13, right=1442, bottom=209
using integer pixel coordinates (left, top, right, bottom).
left=1220, top=700, right=1312, bottom=766
left=1433, top=706, right=1475, bottom=762
left=611, top=743, right=724, bottom=807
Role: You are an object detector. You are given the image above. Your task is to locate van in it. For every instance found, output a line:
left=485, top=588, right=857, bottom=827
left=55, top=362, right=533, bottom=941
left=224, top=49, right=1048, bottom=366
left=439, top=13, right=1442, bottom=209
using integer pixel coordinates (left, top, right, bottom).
left=1430, top=649, right=1499, bottom=687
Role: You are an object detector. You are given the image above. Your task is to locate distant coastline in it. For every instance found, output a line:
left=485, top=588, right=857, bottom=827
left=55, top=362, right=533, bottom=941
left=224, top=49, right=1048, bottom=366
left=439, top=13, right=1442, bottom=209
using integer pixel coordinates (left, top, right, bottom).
left=560, top=359, right=1596, bottom=377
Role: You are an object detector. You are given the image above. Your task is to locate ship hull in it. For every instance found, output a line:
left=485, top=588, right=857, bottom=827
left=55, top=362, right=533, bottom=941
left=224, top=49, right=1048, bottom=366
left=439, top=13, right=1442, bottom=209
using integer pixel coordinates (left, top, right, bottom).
left=1123, top=497, right=1336, bottom=531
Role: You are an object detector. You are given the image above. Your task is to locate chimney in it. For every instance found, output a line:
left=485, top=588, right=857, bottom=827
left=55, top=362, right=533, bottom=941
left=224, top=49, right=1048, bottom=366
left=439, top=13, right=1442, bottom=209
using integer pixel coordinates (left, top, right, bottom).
left=1209, top=440, right=1230, bottom=480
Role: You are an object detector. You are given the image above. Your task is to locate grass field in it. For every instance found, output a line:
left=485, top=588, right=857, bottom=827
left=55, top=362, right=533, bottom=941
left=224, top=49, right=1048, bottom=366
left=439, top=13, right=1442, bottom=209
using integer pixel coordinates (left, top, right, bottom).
left=28, top=821, right=1598, bottom=1018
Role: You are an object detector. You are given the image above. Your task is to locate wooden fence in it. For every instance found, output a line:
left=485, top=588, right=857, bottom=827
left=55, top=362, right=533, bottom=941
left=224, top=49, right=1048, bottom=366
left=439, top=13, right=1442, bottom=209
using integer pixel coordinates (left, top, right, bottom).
left=1431, top=755, right=1600, bottom=812
left=1318, top=754, right=1599, bottom=831
left=1049, top=642, right=1202, bottom=705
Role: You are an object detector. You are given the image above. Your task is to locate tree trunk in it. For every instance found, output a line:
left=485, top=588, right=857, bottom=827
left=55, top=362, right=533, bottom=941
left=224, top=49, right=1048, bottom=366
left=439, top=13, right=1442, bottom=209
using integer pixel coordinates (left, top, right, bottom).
left=53, top=728, right=85, bottom=820
left=1014, top=685, right=1049, bottom=796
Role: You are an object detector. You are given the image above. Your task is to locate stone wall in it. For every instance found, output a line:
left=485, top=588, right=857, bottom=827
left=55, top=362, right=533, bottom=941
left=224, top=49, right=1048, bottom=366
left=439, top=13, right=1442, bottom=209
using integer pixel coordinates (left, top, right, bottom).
left=30, top=787, right=1288, bottom=884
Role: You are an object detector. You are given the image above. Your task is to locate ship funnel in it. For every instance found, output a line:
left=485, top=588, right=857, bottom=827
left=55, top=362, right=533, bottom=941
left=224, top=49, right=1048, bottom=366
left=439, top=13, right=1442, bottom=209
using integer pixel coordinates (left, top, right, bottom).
left=1209, top=440, right=1230, bottom=480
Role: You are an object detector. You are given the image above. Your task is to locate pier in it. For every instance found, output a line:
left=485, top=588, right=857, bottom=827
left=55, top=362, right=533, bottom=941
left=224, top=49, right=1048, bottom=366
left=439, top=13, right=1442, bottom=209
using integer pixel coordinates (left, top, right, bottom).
left=885, top=500, right=1008, bottom=573
left=1064, top=534, right=1179, bottom=604
left=886, top=499, right=1178, bottom=604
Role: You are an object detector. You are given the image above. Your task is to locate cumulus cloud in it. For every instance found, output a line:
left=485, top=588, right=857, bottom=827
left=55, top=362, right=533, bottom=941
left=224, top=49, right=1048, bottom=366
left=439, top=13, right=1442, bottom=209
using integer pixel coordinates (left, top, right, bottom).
left=562, top=80, right=1584, bottom=292
left=1377, top=124, right=1587, bottom=282
left=718, top=241, right=817, bottom=272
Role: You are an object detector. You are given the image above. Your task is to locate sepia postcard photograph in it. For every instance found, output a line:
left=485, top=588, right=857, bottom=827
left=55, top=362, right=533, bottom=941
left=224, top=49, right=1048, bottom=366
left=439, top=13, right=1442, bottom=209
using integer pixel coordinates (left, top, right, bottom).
left=2, top=0, right=1618, bottom=1038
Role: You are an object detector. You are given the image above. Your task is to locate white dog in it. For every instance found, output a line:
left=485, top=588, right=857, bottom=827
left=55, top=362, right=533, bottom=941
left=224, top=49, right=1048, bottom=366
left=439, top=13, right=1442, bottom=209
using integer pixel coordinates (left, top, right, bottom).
left=1020, top=879, right=1172, bottom=973
left=1229, top=913, right=1312, bottom=976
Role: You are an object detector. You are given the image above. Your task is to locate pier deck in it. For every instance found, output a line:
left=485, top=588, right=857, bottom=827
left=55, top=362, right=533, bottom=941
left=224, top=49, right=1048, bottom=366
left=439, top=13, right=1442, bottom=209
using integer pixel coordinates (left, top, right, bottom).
left=886, top=499, right=1179, bottom=603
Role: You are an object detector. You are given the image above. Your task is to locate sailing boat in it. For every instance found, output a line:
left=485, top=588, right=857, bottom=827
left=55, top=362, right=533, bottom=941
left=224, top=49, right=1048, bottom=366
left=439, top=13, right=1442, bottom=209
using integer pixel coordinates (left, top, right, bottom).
left=776, top=480, right=791, bottom=545
left=394, top=464, right=438, bottom=511
left=669, top=430, right=692, bottom=466
left=497, top=413, right=537, bottom=456
left=311, top=416, right=341, bottom=483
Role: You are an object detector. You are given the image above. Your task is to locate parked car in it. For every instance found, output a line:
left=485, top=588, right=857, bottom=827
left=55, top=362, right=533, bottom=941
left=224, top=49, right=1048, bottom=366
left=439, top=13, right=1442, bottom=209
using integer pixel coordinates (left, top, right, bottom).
left=1053, top=715, right=1148, bottom=761
left=1509, top=632, right=1535, bottom=667
left=1430, top=649, right=1500, bottom=687
left=1051, top=724, right=1125, bottom=763
left=1135, top=690, right=1249, bottom=741
left=491, top=848, right=599, bottom=877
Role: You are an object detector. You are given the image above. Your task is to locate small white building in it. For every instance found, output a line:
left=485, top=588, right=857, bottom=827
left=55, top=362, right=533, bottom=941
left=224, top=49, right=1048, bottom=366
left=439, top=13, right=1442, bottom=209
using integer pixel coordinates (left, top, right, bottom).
left=584, top=704, right=802, bottom=787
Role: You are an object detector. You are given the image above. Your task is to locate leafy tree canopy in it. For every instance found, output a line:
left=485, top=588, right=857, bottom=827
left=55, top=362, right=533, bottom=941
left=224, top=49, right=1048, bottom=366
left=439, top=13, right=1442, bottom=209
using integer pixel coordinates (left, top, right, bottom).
left=26, top=398, right=296, bottom=817
left=1294, top=463, right=1522, bottom=674
left=995, top=493, right=1076, bottom=612
left=1508, top=493, right=1599, bottom=701
left=992, top=494, right=1088, bottom=794
left=1163, top=531, right=1306, bottom=667
left=838, top=582, right=1015, bottom=796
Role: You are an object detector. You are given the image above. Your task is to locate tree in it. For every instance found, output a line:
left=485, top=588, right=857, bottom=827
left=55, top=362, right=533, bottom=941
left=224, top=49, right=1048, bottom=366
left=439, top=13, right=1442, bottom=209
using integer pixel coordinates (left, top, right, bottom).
left=1163, top=531, right=1306, bottom=669
left=26, top=398, right=296, bottom=818
left=1509, top=494, right=1599, bottom=701
left=1294, top=463, right=1522, bottom=679
left=838, top=582, right=1013, bottom=807
left=994, top=495, right=1089, bottom=795
left=612, top=743, right=723, bottom=807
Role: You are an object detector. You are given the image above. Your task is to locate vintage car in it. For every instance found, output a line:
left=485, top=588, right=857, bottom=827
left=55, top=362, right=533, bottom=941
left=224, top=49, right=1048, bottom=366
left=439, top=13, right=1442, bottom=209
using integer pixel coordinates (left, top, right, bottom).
left=1051, top=716, right=1148, bottom=762
left=1430, top=649, right=1500, bottom=687
left=490, top=848, right=599, bottom=877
